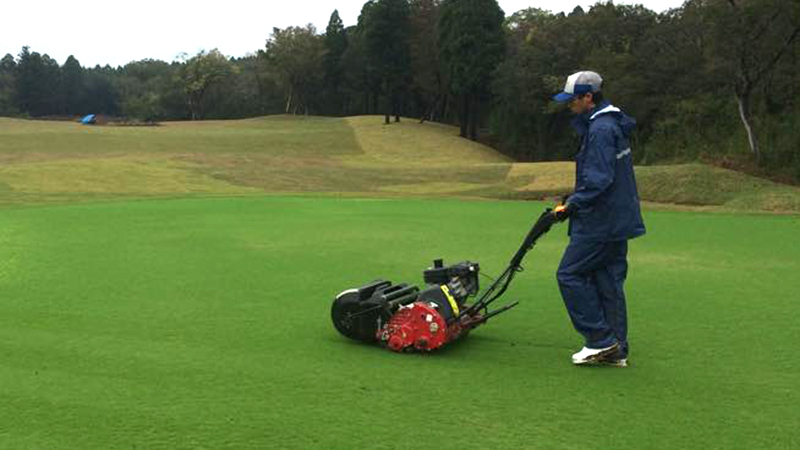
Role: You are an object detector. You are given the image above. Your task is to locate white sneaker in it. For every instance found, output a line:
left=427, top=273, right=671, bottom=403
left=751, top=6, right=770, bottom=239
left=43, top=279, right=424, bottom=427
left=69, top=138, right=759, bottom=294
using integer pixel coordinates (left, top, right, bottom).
left=571, top=343, right=620, bottom=365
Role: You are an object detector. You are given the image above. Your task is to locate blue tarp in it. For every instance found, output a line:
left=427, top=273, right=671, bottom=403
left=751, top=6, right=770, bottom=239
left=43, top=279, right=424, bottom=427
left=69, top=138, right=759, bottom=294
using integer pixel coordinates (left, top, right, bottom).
left=80, top=114, right=96, bottom=125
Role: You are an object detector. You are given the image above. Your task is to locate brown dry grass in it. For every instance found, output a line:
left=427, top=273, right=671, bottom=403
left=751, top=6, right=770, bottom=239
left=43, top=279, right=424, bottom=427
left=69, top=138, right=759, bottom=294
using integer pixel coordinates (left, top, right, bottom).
left=1, top=116, right=798, bottom=212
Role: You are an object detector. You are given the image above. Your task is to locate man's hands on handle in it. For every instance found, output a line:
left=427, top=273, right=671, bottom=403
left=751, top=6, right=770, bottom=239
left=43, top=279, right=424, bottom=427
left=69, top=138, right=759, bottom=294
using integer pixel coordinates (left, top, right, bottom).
left=553, top=201, right=575, bottom=222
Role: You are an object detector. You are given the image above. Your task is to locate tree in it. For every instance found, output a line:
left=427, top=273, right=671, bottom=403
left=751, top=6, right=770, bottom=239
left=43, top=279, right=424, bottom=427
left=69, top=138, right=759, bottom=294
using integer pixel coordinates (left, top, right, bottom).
left=701, top=0, right=800, bottom=161
left=181, top=49, right=237, bottom=120
left=82, top=65, right=120, bottom=116
left=61, top=55, right=85, bottom=116
left=440, top=0, right=505, bottom=140
left=491, top=3, right=671, bottom=161
left=0, top=53, right=17, bottom=115
left=363, top=0, right=412, bottom=124
left=251, top=51, right=287, bottom=115
left=117, top=59, right=183, bottom=120
left=265, top=25, right=325, bottom=115
left=342, top=4, right=383, bottom=115
left=323, top=10, right=349, bottom=115
left=408, top=0, right=447, bottom=122
left=491, top=8, right=567, bottom=160
left=207, top=55, right=284, bottom=119
left=15, top=47, right=61, bottom=116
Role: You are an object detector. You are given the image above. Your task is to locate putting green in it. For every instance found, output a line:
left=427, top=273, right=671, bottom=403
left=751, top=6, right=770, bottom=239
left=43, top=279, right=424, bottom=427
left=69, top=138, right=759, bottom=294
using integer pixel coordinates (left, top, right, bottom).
left=1, top=196, right=797, bottom=449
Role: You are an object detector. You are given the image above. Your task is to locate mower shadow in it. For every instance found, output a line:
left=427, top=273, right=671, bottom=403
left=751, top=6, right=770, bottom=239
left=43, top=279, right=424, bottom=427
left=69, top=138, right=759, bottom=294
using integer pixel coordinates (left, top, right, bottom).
left=324, top=326, right=569, bottom=361
left=324, top=330, right=514, bottom=358
left=323, top=330, right=481, bottom=357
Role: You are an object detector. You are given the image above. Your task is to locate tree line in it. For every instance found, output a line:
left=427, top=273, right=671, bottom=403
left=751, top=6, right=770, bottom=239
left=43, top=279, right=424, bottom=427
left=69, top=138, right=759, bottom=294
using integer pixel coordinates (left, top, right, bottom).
left=1, top=0, right=798, bottom=180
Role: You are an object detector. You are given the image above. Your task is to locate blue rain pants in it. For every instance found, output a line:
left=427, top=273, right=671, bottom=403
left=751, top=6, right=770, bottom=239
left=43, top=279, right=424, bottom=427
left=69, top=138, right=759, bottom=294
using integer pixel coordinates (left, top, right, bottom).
left=557, top=238, right=629, bottom=357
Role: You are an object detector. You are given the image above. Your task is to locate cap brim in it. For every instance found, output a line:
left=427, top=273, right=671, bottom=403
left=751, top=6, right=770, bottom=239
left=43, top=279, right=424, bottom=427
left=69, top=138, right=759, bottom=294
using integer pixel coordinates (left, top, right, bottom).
left=553, top=92, right=575, bottom=102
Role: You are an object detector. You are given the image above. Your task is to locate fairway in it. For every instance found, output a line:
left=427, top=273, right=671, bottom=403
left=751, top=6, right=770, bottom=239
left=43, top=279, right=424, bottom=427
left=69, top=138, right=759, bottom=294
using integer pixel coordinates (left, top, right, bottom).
left=1, top=196, right=798, bottom=450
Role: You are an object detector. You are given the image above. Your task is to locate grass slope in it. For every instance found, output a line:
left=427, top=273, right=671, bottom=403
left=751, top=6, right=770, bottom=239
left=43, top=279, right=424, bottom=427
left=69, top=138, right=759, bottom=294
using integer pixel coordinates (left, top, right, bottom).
left=508, top=161, right=800, bottom=212
left=1, top=115, right=799, bottom=211
left=1, top=197, right=798, bottom=450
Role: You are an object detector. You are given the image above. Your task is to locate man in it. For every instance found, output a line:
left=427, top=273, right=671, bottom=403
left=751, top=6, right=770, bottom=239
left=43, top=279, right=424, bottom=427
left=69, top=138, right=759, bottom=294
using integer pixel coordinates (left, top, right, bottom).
left=551, top=71, right=646, bottom=367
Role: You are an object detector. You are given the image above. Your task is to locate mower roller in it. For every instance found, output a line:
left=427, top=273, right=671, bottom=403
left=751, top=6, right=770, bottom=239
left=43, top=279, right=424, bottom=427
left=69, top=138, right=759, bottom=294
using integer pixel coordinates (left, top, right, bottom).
left=331, top=208, right=558, bottom=352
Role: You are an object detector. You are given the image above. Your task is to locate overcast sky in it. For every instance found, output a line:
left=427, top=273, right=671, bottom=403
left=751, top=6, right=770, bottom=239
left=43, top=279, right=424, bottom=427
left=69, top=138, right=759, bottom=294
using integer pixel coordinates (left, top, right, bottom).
left=1, top=0, right=685, bottom=68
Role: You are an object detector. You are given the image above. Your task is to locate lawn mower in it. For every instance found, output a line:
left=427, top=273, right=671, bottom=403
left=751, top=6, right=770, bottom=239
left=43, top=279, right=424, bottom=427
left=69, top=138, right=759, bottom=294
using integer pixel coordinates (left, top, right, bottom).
left=331, top=207, right=560, bottom=352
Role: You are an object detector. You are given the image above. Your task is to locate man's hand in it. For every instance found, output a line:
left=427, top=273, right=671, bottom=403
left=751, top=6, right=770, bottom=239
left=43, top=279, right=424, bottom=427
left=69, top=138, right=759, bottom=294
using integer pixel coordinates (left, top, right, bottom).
left=554, top=203, right=574, bottom=222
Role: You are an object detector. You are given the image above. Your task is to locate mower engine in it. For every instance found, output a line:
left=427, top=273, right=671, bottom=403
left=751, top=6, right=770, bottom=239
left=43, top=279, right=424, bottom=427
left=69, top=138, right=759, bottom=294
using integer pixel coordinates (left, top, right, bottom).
left=331, top=260, right=494, bottom=352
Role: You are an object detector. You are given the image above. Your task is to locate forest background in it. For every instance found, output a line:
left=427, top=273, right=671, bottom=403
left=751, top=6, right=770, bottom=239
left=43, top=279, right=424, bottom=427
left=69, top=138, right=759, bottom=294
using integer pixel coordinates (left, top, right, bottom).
left=1, top=0, right=798, bottom=182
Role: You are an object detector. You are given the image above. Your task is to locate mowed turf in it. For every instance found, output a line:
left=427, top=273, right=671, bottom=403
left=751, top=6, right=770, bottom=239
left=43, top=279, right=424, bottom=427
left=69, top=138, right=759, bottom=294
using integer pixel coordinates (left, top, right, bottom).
left=1, top=197, right=798, bottom=450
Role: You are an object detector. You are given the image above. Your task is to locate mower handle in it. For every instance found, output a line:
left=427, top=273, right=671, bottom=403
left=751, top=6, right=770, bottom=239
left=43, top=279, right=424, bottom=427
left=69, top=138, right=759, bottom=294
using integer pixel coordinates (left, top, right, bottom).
left=456, top=208, right=558, bottom=321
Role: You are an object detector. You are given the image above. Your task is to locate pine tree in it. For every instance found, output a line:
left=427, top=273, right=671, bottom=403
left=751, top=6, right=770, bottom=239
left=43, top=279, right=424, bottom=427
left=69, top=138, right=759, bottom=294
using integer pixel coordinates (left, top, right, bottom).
left=439, top=0, right=505, bottom=139
left=363, top=0, right=412, bottom=123
left=324, top=10, right=348, bottom=115
left=61, top=55, right=85, bottom=116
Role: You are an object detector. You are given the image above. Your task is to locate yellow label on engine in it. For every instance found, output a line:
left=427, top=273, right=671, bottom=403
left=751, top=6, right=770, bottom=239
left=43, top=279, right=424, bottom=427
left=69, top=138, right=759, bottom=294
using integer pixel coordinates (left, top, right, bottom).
left=440, top=285, right=459, bottom=316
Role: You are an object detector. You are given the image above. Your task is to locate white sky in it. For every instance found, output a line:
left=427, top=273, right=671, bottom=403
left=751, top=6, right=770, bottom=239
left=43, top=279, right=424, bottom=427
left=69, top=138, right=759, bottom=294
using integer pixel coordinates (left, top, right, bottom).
left=1, top=0, right=685, bottom=68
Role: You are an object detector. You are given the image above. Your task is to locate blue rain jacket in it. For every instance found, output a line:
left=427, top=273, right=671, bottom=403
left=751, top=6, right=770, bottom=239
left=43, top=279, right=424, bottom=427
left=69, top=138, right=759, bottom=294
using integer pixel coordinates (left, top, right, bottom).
left=567, top=101, right=646, bottom=241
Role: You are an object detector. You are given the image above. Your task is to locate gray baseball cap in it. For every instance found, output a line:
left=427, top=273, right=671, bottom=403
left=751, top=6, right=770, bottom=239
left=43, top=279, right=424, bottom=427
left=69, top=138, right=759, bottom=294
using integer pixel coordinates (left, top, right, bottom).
left=553, top=71, right=603, bottom=102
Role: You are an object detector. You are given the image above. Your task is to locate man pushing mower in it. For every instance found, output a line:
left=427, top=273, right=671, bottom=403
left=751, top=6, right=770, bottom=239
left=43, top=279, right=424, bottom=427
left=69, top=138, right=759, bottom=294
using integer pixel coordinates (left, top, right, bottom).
left=330, top=71, right=645, bottom=365
left=551, top=71, right=646, bottom=367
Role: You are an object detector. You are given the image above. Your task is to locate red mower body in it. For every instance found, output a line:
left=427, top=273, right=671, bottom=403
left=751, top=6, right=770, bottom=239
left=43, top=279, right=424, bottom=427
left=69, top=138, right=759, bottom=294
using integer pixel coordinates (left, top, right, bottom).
left=378, top=302, right=468, bottom=352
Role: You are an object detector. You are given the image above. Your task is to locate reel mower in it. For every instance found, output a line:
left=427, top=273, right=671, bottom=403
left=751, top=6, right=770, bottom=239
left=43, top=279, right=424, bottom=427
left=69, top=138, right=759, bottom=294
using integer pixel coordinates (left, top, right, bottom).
left=331, top=208, right=558, bottom=352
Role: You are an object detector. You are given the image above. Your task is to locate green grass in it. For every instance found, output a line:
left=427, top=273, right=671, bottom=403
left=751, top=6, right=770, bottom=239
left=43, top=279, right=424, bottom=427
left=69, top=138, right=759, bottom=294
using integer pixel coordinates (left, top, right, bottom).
left=635, top=163, right=800, bottom=212
left=0, top=116, right=516, bottom=205
left=0, top=116, right=362, bottom=156
left=1, top=196, right=798, bottom=450
left=4, top=116, right=798, bottom=211
left=1, top=116, right=799, bottom=448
